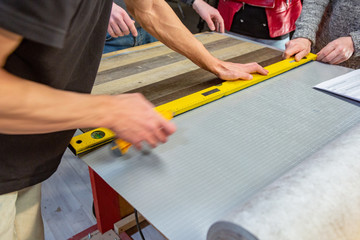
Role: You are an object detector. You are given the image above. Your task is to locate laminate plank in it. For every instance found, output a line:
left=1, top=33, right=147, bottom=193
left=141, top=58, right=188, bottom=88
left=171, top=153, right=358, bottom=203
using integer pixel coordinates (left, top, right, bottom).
left=91, top=41, right=265, bottom=95
left=126, top=48, right=283, bottom=105
left=95, top=37, right=245, bottom=85
left=98, top=32, right=228, bottom=72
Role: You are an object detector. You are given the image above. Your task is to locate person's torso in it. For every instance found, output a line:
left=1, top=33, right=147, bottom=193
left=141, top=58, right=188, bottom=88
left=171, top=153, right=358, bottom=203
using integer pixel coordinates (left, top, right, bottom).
left=0, top=0, right=112, bottom=194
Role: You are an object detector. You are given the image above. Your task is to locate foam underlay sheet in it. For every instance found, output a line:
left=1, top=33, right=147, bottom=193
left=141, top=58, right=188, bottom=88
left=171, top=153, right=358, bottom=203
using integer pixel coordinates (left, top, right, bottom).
left=82, top=61, right=360, bottom=240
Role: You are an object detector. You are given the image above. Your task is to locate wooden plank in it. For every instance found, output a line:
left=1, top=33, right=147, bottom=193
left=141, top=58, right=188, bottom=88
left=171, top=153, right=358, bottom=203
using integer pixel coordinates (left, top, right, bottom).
left=98, top=32, right=228, bottom=72
left=118, top=195, right=135, bottom=219
left=91, top=41, right=267, bottom=95
left=126, top=48, right=283, bottom=105
left=114, top=212, right=145, bottom=234
left=95, top=37, right=245, bottom=85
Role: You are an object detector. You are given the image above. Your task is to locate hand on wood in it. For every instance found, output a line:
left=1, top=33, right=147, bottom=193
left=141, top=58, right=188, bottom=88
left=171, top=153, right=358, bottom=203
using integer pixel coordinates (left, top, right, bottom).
left=213, top=61, right=269, bottom=80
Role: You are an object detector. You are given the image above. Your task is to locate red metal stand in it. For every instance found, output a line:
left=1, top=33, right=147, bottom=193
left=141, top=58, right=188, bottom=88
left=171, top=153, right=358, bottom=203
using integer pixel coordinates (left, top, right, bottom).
left=89, top=167, right=121, bottom=233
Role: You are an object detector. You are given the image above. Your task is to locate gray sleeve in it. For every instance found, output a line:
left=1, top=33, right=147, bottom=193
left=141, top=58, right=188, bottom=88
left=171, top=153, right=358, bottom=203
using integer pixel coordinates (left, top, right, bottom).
left=292, top=0, right=330, bottom=45
left=350, top=30, right=360, bottom=58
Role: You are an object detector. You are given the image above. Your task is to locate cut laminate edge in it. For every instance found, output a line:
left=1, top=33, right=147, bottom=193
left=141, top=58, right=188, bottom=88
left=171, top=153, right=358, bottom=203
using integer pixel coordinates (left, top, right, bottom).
left=96, top=37, right=246, bottom=81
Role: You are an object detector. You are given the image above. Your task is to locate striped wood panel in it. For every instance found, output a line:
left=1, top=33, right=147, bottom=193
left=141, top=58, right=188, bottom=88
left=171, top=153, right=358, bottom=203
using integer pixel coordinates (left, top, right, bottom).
left=92, top=32, right=283, bottom=106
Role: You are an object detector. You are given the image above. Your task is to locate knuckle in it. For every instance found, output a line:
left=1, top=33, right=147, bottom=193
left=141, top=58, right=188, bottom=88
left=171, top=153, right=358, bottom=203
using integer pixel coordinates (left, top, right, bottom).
left=132, top=92, right=143, bottom=99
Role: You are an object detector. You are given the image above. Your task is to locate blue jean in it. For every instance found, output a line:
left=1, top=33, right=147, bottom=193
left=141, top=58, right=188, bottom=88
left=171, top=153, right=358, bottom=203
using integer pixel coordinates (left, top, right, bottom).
left=234, top=34, right=289, bottom=50
left=103, top=27, right=158, bottom=54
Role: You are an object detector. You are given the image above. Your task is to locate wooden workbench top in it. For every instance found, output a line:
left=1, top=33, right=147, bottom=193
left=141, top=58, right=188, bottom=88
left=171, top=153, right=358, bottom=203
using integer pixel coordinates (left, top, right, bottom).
left=92, top=32, right=283, bottom=106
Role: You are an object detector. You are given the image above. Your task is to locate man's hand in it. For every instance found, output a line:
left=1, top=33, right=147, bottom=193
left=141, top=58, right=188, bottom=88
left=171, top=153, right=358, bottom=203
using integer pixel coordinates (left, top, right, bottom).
left=108, top=2, right=138, bottom=38
left=104, top=93, right=176, bottom=150
left=213, top=60, right=269, bottom=80
left=192, top=0, right=224, bottom=33
left=283, top=38, right=312, bottom=61
left=316, top=37, right=354, bottom=65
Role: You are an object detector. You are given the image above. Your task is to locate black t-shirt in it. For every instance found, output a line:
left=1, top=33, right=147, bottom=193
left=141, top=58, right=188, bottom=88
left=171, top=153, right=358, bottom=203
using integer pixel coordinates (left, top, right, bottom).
left=0, top=0, right=112, bottom=194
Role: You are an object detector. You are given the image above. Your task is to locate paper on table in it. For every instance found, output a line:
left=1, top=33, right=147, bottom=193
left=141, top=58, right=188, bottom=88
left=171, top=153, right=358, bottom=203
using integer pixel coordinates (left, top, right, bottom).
left=314, top=69, right=360, bottom=102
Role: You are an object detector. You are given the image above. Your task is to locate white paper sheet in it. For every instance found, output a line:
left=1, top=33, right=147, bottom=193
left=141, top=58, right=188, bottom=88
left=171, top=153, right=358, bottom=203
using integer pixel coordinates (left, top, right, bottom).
left=314, top=69, right=360, bottom=102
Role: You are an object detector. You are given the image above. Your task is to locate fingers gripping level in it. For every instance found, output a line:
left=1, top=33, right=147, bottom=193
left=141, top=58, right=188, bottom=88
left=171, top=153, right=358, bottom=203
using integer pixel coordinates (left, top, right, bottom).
left=69, top=110, right=173, bottom=155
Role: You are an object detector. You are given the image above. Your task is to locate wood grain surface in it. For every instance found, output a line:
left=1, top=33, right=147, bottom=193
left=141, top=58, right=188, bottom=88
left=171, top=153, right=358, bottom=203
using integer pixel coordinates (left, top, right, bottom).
left=92, top=32, right=283, bottom=106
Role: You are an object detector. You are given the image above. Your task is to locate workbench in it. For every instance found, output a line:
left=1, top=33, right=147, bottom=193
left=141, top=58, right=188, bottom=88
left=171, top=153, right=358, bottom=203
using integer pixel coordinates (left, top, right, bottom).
left=81, top=32, right=360, bottom=240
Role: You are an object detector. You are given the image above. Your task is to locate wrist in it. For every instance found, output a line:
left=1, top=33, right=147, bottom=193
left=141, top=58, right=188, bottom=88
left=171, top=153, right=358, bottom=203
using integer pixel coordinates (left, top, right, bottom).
left=192, top=0, right=200, bottom=10
left=203, top=57, right=223, bottom=78
left=82, top=95, right=115, bottom=129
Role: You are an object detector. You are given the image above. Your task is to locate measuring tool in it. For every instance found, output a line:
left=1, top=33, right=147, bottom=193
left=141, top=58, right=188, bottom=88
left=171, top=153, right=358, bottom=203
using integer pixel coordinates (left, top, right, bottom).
left=69, top=110, right=173, bottom=155
left=69, top=53, right=316, bottom=155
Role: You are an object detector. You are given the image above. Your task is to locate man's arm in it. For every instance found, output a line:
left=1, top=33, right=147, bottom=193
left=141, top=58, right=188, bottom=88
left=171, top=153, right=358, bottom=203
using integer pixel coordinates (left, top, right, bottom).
left=125, top=0, right=268, bottom=80
left=0, top=28, right=175, bottom=149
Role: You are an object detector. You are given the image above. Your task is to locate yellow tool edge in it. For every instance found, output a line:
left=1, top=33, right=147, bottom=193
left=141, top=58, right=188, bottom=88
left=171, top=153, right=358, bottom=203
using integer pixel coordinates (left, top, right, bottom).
left=69, top=127, right=115, bottom=155
left=69, top=53, right=316, bottom=155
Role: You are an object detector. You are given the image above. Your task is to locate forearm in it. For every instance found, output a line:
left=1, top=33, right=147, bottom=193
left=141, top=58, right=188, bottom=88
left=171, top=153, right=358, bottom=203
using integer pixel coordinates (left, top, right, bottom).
left=292, top=0, right=330, bottom=44
left=124, top=0, right=221, bottom=74
left=0, top=69, right=110, bottom=134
